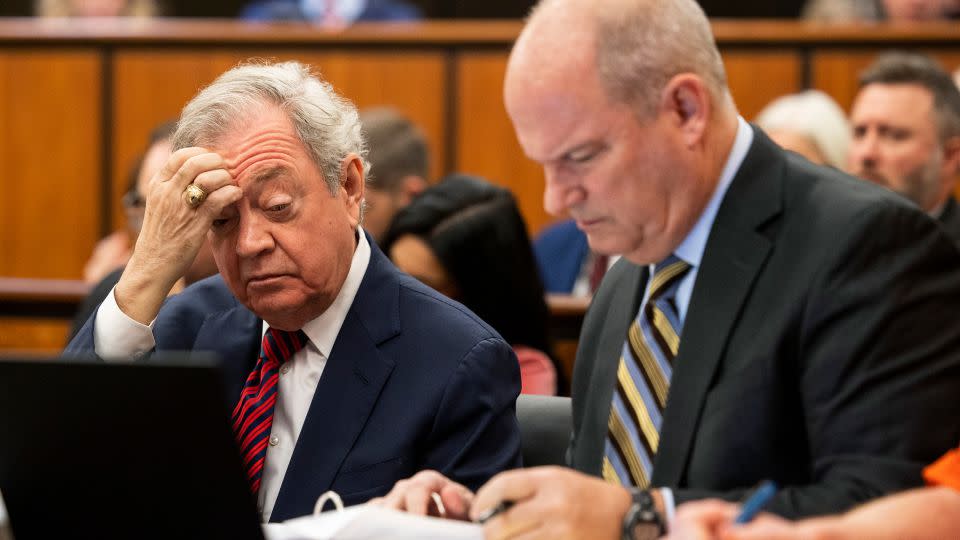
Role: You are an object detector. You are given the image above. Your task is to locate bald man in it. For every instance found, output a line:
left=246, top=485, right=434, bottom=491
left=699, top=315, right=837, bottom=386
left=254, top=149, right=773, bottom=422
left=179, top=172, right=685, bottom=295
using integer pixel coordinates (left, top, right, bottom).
left=376, top=1, right=960, bottom=538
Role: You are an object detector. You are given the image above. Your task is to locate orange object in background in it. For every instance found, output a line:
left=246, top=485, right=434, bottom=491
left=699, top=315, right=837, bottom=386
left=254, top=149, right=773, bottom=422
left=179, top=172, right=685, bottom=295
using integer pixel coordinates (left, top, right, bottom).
left=924, top=448, right=960, bottom=491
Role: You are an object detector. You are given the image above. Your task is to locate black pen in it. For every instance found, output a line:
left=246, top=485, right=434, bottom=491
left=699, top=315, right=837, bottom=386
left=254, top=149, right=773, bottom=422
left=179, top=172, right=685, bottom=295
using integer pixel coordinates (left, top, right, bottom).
left=475, top=500, right=515, bottom=524
left=734, top=480, right=777, bottom=524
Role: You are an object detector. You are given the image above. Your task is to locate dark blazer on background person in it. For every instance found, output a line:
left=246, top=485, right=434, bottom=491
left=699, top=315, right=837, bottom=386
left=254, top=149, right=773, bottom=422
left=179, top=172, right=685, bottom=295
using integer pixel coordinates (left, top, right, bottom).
left=533, top=219, right=589, bottom=294
left=66, top=268, right=123, bottom=343
left=568, top=128, right=960, bottom=518
left=938, top=196, right=960, bottom=247
left=66, top=237, right=522, bottom=521
left=240, top=0, right=421, bottom=21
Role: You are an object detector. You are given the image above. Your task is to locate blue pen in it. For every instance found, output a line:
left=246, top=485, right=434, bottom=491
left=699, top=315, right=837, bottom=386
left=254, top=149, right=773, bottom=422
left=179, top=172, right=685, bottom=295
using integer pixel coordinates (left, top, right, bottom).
left=734, top=480, right=777, bottom=524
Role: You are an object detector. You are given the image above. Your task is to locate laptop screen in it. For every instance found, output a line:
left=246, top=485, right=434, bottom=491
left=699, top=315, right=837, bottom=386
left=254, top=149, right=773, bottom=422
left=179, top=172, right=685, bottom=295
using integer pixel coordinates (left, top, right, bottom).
left=0, top=357, right=264, bottom=540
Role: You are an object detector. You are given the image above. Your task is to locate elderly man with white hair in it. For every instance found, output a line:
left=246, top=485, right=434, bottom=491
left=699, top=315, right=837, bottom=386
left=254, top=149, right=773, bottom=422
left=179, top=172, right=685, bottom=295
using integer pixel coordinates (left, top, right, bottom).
left=66, top=60, right=522, bottom=523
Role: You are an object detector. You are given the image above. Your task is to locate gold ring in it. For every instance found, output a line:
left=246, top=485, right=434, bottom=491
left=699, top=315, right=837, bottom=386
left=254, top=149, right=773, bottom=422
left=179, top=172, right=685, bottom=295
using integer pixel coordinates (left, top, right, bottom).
left=183, top=183, right=207, bottom=209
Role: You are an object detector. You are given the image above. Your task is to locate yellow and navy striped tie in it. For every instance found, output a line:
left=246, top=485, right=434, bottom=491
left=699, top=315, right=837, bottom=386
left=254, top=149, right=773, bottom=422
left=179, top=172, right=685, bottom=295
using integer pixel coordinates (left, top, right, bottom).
left=603, top=255, right=690, bottom=488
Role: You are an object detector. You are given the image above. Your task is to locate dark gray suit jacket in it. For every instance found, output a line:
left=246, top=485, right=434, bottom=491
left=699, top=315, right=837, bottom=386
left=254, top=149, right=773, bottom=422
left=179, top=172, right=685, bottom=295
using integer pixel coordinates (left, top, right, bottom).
left=569, top=127, right=960, bottom=518
left=938, top=196, right=960, bottom=247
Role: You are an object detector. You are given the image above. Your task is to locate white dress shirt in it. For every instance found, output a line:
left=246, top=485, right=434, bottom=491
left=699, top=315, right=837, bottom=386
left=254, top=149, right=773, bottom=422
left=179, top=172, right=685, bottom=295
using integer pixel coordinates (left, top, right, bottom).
left=93, top=229, right=371, bottom=523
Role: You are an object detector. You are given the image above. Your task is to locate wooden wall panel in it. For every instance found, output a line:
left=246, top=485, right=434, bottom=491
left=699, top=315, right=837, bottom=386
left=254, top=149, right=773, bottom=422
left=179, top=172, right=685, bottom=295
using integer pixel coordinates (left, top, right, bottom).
left=455, top=52, right=555, bottom=236
left=0, top=319, right=70, bottom=354
left=813, top=49, right=960, bottom=112
left=0, top=50, right=101, bottom=279
left=722, top=50, right=802, bottom=121
left=113, top=50, right=446, bottom=235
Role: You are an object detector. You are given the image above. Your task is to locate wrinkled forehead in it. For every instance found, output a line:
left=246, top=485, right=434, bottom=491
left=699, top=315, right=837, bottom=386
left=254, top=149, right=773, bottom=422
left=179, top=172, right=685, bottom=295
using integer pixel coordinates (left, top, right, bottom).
left=209, top=107, right=311, bottom=184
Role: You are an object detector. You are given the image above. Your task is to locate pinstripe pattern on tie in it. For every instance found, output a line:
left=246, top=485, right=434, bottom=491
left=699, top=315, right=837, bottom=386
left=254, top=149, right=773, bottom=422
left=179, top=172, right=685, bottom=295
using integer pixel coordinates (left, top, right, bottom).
left=232, top=327, right=308, bottom=494
left=603, top=255, right=690, bottom=488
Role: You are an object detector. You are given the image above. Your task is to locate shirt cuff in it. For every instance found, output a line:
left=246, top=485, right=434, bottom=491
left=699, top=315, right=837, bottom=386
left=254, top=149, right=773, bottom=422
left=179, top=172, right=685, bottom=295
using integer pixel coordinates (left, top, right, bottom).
left=659, top=488, right=676, bottom=531
left=93, top=286, right=156, bottom=359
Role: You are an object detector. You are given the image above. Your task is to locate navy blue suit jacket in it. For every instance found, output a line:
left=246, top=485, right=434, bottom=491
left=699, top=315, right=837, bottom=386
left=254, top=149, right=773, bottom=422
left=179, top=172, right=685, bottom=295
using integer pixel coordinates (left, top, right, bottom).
left=533, top=219, right=589, bottom=294
left=66, top=239, right=521, bottom=521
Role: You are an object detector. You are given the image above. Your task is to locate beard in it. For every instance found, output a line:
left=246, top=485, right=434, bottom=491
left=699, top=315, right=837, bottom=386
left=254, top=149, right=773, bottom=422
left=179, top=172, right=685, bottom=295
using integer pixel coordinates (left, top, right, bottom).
left=855, top=150, right=944, bottom=211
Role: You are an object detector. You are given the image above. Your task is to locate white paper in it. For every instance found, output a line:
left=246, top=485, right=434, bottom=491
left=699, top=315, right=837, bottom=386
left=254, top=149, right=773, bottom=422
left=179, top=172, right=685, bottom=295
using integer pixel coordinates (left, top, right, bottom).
left=263, top=505, right=482, bottom=540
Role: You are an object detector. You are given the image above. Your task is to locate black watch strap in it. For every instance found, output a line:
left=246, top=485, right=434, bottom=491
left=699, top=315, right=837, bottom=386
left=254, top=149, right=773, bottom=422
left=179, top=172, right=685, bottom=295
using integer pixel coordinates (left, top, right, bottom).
left=622, top=488, right=666, bottom=540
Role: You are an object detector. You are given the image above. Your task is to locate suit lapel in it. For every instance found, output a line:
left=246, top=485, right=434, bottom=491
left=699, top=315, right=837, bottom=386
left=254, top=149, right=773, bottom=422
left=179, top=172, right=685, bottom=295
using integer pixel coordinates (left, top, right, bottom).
left=193, top=306, right=261, bottom=402
left=652, top=128, right=783, bottom=486
left=578, top=262, right=648, bottom=474
left=270, top=241, right=400, bottom=521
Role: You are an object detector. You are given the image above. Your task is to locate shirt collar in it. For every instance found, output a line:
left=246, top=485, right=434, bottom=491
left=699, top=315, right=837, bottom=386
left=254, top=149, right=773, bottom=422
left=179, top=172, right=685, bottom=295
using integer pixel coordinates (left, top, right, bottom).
left=674, top=116, right=753, bottom=268
left=263, top=227, right=372, bottom=358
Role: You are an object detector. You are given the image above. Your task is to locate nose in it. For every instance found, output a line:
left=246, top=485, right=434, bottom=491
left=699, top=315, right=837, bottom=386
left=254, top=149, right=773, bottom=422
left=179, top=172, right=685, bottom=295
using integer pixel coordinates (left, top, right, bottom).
left=542, top=169, right=586, bottom=216
left=849, top=130, right=880, bottom=172
left=235, top=213, right=274, bottom=258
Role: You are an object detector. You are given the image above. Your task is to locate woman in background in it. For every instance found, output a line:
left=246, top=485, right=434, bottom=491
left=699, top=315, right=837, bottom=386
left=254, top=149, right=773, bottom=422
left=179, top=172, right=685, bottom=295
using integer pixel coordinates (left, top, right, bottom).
left=754, top=89, right=851, bottom=168
left=381, top=174, right=564, bottom=396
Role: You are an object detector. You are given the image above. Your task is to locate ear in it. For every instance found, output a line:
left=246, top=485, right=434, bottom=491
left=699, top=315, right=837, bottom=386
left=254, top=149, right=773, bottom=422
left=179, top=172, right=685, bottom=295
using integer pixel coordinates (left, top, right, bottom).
left=659, top=74, right=711, bottom=148
left=398, top=175, right=428, bottom=205
left=340, top=154, right=365, bottom=223
left=942, top=135, right=960, bottom=176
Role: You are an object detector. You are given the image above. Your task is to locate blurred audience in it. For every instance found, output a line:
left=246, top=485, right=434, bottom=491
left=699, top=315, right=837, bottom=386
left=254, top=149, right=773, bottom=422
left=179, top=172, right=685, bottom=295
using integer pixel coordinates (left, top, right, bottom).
left=240, top=0, right=421, bottom=23
left=359, top=107, right=429, bottom=243
left=68, top=120, right=218, bottom=341
left=847, top=51, right=960, bottom=243
left=35, top=0, right=159, bottom=17
left=755, top=89, right=851, bottom=168
left=533, top=219, right=614, bottom=297
left=803, top=0, right=960, bottom=21
left=381, top=174, right=564, bottom=395
left=82, top=121, right=177, bottom=286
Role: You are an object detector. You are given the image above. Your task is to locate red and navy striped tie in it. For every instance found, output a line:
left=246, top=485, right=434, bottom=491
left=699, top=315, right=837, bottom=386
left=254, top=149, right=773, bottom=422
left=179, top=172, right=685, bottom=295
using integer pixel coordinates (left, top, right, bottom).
left=232, top=327, right=308, bottom=494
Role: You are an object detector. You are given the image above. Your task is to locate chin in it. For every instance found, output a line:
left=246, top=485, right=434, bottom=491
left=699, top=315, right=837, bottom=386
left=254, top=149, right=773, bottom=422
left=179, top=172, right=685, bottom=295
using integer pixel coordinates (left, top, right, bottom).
left=248, top=294, right=311, bottom=326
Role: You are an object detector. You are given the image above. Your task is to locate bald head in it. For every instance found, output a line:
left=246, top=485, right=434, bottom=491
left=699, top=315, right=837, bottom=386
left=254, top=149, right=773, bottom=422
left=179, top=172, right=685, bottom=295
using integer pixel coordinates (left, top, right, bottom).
left=503, top=0, right=741, bottom=265
left=508, top=0, right=732, bottom=119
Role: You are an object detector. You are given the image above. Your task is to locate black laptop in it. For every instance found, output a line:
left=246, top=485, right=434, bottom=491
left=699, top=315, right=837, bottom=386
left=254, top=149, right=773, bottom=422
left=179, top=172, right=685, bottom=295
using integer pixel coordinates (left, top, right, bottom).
left=0, top=357, right=265, bottom=540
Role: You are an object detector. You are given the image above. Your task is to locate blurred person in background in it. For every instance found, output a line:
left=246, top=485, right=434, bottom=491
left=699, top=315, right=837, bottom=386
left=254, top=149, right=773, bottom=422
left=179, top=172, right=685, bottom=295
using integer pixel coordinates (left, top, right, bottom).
left=755, top=89, right=851, bottom=168
left=803, top=0, right=960, bottom=21
left=67, top=120, right=218, bottom=341
left=240, top=0, right=421, bottom=24
left=847, top=51, right=960, bottom=244
left=81, top=121, right=176, bottom=286
left=381, top=174, right=565, bottom=396
left=36, top=0, right=160, bottom=17
left=534, top=218, right=615, bottom=297
left=359, top=107, right=429, bottom=243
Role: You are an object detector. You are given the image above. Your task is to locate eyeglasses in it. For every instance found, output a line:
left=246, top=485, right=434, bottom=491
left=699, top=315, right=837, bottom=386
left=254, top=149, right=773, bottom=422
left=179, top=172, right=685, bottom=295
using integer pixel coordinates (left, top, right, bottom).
left=122, top=190, right=146, bottom=209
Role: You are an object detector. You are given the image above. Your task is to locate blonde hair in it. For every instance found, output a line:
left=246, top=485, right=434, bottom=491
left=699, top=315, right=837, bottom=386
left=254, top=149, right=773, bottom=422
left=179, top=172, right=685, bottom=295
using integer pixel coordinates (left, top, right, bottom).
left=755, top=90, right=852, bottom=168
left=36, top=0, right=158, bottom=17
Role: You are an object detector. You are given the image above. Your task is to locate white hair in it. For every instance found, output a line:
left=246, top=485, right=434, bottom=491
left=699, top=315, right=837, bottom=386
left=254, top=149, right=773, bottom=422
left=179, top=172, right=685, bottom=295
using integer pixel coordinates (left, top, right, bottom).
left=173, top=60, right=369, bottom=195
left=755, top=90, right=852, bottom=169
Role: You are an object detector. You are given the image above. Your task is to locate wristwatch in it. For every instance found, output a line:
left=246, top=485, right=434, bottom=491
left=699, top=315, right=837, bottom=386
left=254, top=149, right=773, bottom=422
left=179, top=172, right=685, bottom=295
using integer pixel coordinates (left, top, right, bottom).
left=622, top=488, right=666, bottom=540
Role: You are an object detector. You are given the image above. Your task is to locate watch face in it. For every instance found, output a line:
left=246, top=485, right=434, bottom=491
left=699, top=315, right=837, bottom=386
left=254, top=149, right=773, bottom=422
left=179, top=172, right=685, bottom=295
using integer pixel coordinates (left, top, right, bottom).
left=623, top=491, right=665, bottom=540
left=629, top=521, right=662, bottom=540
